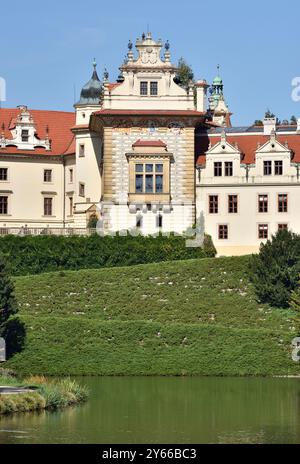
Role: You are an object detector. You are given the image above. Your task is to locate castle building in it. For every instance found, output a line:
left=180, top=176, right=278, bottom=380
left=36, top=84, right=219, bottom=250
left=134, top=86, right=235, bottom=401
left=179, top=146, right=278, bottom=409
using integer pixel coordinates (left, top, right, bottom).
left=1, top=33, right=300, bottom=256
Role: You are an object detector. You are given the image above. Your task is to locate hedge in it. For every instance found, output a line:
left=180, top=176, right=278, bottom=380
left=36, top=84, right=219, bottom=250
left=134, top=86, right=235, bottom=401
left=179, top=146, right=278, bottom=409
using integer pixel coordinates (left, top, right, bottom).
left=0, top=233, right=216, bottom=276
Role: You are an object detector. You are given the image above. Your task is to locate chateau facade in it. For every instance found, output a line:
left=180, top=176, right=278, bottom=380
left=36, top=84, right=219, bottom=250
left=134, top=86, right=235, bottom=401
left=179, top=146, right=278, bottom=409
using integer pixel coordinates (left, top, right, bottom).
left=1, top=33, right=300, bottom=256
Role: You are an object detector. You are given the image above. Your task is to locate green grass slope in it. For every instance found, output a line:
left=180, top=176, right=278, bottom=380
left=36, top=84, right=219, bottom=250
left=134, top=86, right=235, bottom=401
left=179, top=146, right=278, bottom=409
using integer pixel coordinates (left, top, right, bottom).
left=7, top=256, right=300, bottom=376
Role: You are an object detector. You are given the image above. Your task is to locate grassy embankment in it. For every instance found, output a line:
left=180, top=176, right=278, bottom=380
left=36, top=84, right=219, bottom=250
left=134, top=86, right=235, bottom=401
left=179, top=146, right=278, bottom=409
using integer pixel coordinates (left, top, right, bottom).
left=0, top=371, right=88, bottom=415
left=6, top=255, right=300, bottom=376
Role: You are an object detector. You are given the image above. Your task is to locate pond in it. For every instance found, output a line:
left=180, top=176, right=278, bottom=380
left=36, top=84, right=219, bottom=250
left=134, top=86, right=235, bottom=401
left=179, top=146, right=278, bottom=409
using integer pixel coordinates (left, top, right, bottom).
left=0, top=377, right=300, bottom=444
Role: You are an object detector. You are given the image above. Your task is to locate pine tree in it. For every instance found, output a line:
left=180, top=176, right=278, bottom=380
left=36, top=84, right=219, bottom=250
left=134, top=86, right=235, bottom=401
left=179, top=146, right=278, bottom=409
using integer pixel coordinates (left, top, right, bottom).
left=290, top=285, right=300, bottom=312
left=0, top=255, right=17, bottom=337
left=250, top=230, right=300, bottom=308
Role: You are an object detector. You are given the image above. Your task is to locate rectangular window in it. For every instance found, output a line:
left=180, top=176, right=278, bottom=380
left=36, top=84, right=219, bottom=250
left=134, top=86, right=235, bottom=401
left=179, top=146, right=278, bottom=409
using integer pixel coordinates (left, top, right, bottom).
left=0, top=196, right=8, bottom=215
left=44, top=197, right=53, bottom=216
left=274, top=160, right=283, bottom=176
left=278, top=194, right=288, bottom=213
left=150, top=81, right=158, bottom=96
left=145, top=175, right=153, bottom=193
left=21, top=130, right=29, bottom=142
left=218, top=225, right=228, bottom=240
left=214, top=162, right=222, bottom=177
left=0, top=168, right=8, bottom=181
left=44, top=169, right=52, bottom=182
left=278, top=224, right=288, bottom=231
left=155, top=175, right=163, bottom=193
left=135, top=174, right=143, bottom=193
left=140, top=81, right=148, bottom=96
left=209, top=195, right=218, bottom=214
left=264, top=161, right=272, bottom=176
left=79, top=144, right=85, bottom=157
left=69, top=168, right=73, bottom=183
left=228, top=195, right=238, bottom=214
left=258, top=224, right=268, bottom=239
left=225, top=162, right=233, bottom=177
left=258, top=194, right=268, bottom=213
left=69, top=197, right=73, bottom=216
left=134, top=163, right=164, bottom=194
left=79, top=183, right=85, bottom=197
left=157, top=214, right=163, bottom=228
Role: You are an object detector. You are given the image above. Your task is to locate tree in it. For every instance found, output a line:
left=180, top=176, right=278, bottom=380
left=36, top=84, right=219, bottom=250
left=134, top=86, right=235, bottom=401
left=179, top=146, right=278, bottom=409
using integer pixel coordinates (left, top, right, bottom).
left=174, top=57, right=194, bottom=90
left=254, top=120, right=263, bottom=126
left=290, top=284, right=300, bottom=312
left=0, top=255, right=17, bottom=337
left=250, top=230, right=300, bottom=308
left=265, top=109, right=276, bottom=118
left=290, top=115, right=298, bottom=125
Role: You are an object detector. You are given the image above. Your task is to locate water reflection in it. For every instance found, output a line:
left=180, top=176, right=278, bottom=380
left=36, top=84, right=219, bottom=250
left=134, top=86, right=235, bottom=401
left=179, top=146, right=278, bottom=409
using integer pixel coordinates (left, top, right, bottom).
left=0, top=377, right=300, bottom=444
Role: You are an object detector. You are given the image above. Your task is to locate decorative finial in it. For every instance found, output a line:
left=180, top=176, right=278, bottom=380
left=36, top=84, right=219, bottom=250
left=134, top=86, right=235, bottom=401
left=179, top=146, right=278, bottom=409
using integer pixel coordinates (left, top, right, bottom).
left=103, top=68, right=109, bottom=81
left=217, top=64, right=220, bottom=75
left=142, top=32, right=146, bottom=40
left=93, top=58, right=97, bottom=69
left=165, top=40, right=170, bottom=51
left=128, top=40, right=133, bottom=50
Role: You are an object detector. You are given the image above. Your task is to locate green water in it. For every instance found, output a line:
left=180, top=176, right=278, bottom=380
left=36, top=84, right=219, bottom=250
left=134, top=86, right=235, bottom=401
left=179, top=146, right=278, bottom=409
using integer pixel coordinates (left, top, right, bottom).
left=1, top=377, right=300, bottom=444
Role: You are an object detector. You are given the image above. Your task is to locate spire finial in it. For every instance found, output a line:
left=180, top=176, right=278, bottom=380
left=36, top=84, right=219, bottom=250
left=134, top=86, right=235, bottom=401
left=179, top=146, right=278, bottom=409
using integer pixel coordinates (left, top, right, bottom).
left=93, top=58, right=97, bottom=69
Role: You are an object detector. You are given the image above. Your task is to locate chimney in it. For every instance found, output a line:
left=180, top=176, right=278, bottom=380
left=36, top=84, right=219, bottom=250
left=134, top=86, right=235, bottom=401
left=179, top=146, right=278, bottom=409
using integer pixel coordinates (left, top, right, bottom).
left=263, top=117, right=276, bottom=135
left=195, top=80, right=209, bottom=112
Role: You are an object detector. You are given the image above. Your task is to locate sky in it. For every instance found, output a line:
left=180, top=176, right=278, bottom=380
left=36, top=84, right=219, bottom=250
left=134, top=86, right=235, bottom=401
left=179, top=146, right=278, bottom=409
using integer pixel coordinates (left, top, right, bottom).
left=1, top=0, right=300, bottom=126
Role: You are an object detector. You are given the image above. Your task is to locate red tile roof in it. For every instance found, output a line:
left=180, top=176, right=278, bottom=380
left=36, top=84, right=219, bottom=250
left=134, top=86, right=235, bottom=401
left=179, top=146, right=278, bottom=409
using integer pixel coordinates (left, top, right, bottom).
left=108, top=83, right=122, bottom=91
left=0, top=108, right=75, bottom=156
left=196, top=133, right=300, bottom=165
left=132, top=139, right=167, bottom=148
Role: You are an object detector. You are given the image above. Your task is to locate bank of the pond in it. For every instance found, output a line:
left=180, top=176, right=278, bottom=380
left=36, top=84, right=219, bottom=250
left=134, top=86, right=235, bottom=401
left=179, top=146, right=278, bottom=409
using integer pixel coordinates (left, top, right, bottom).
left=0, top=374, right=88, bottom=416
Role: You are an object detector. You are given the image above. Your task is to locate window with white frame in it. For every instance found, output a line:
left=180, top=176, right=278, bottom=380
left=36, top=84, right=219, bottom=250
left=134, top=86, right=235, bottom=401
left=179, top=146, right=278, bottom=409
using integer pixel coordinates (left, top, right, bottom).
left=0, top=168, right=8, bottom=181
left=0, top=196, right=8, bottom=215
left=44, top=197, right=53, bottom=216
left=44, top=169, right=52, bottom=183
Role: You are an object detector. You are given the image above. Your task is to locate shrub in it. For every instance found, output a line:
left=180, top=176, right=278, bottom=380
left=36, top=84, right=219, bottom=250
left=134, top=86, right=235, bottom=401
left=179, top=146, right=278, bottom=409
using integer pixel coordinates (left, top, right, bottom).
left=250, top=230, right=300, bottom=307
left=0, top=233, right=216, bottom=276
left=0, top=254, right=18, bottom=336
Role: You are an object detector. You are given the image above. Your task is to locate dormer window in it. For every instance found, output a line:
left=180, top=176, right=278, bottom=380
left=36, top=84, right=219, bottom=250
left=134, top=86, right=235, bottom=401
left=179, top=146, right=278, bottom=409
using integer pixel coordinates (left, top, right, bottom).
left=150, top=82, right=158, bottom=96
left=225, top=162, right=233, bottom=177
left=214, top=162, right=222, bottom=177
left=275, top=160, right=283, bottom=176
left=140, top=82, right=148, bottom=96
left=21, top=129, right=29, bottom=142
left=264, top=161, right=272, bottom=176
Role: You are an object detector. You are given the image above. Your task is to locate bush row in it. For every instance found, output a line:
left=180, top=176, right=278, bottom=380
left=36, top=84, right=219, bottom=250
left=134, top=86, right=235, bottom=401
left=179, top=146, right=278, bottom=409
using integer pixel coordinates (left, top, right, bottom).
left=0, top=233, right=216, bottom=276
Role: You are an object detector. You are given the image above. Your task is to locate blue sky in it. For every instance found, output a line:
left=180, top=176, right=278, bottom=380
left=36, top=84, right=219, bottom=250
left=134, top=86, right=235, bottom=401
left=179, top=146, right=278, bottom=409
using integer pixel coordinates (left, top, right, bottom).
left=1, top=0, right=300, bottom=125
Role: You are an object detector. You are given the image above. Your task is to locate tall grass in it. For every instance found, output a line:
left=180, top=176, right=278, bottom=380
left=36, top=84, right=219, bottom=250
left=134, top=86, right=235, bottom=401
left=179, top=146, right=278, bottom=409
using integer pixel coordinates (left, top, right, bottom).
left=0, top=375, right=88, bottom=415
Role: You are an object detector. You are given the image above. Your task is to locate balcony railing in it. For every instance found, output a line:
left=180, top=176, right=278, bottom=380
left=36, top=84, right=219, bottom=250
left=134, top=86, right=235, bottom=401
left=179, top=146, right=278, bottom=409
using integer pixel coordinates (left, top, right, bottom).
left=0, top=227, right=97, bottom=236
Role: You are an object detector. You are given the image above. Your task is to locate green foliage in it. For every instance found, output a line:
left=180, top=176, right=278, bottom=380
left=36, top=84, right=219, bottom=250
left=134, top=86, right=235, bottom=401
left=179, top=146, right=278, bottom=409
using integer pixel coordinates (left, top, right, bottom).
left=254, top=120, right=263, bottom=126
left=0, top=375, right=87, bottom=415
left=265, top=109, right=276, bottom=118
left=174, top=57, right=194, bottom=90
left=0, top=233, right=215, bottom=276
left=290, top=283, right=300, bottom=312
left=0, top=393, right=45, bottom=415
left=250, top=230, right=300, bottom=308
left=87, top=215, right=98, bottom=229
left=0, top=254, right=18, bottom=336
left=6, top=256, right=300, bottom=376
left=290, top=115, right=297, bottom=125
